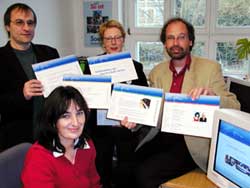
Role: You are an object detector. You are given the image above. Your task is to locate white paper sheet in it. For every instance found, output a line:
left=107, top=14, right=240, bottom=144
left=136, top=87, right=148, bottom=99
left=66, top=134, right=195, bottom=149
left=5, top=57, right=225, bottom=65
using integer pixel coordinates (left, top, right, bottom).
left=161, top=93, right=220, bottom=138
left=63, top=75, right=112, bottom=109
left=107, top=83, right=163, bottom=127
left=32, top=55, right=83, bottom=97
left=87, top=52, right=138, bottom=83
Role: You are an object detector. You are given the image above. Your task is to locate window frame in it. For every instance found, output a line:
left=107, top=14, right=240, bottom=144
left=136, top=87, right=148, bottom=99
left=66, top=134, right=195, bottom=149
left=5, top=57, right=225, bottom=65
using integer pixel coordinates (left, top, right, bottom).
left=123, top=0, right=250, bottom=76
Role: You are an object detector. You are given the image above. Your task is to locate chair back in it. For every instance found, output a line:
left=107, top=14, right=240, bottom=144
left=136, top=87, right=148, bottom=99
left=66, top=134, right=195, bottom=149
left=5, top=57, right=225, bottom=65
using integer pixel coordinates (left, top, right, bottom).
left=0, top=143, right=31, bottom=188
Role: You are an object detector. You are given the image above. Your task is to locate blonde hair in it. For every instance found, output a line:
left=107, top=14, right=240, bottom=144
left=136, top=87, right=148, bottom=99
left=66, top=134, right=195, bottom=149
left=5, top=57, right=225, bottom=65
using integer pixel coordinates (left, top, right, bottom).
left=99, top=19, right=126, bottom=43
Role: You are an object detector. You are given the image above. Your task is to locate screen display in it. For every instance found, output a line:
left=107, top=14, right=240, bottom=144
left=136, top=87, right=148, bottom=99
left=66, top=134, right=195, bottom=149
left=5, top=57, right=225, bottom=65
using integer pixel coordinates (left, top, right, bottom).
left=214, top=120, right=250, bottom=188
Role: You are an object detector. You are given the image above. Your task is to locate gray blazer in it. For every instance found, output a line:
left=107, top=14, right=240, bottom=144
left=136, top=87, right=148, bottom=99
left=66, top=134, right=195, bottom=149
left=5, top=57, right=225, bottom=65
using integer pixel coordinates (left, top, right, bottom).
left=136, top=56, right=240, bottom=172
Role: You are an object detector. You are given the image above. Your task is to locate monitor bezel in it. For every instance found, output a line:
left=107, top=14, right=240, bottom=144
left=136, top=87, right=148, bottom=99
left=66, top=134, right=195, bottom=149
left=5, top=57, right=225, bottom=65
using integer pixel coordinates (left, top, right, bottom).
left=227, top=76, right=250, bottom=113
left=227, top=76, right=250, bottom=90
left=207, top=108, right=250, bottom=188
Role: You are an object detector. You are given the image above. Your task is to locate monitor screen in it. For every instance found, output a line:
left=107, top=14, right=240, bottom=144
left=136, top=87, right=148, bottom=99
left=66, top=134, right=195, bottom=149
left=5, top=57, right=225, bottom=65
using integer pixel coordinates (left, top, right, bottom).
left=207, top=109, right=250, bottom=188
left=227, top=77, right=250, bottom=113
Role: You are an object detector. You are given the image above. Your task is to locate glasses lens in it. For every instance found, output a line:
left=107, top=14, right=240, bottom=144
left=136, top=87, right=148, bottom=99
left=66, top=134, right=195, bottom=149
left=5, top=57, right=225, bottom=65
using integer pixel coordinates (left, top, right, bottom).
left=104, top=36, right=123, bottom=42
left=12, top=19, right=35, bottom=27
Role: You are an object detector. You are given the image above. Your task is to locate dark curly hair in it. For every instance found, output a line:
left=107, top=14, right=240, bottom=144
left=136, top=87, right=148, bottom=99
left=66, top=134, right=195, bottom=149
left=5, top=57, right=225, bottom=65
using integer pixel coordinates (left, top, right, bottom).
left=160, top=17, right=195, bottom=51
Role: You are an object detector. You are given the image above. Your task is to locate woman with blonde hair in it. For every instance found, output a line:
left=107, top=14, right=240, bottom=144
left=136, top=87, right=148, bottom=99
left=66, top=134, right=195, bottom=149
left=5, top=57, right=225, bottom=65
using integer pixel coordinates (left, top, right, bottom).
left=85, top=19, right=148, bottom=188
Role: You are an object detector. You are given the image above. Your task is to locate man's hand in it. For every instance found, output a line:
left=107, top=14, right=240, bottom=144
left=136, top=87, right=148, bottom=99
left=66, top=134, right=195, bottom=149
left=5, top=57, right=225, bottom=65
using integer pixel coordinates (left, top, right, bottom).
left=188, top=87, right=215, bottom=100
left=23, top=79, right=43, bottom=100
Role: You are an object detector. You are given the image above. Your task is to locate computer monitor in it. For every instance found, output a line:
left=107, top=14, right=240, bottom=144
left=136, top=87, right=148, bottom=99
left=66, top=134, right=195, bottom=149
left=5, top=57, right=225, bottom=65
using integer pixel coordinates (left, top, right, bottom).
left=227, top=76, right=250, bottom=113
left=207, top=109, right=250, bottom=188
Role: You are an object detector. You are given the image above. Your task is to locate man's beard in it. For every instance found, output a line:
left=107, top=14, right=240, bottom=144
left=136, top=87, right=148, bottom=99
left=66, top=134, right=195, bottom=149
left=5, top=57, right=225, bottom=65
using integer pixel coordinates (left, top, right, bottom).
left=166, top=45, right=189, bottom=60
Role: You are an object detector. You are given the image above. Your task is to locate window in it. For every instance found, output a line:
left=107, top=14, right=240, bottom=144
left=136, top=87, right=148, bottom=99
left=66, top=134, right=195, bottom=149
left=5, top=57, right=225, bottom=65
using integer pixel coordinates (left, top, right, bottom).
left=173, top=0, right=206, bottom=28
left=136, top=0, right=164, bottom=27
left=216, top=0, right=250, bottom=27
left=137, top=41, right=164, bottom=70
left=216, top=42, right=248, bottom=75
left=124, top=0, right=250, bottom=77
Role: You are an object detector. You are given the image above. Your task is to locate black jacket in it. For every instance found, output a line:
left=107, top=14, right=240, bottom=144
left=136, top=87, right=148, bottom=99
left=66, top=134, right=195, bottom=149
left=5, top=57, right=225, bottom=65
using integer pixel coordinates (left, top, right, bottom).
left=0, top=41, right=59, bottom=150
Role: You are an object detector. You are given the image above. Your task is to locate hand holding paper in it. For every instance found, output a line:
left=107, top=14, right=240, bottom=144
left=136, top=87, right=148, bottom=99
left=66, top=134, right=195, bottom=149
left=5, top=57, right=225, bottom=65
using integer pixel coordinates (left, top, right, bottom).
left=87, top=52, right=138, bottom=83
left=107, top=83, right=163, bottom=127
left=32, top=55, right=83, bottom=97
left=23, top=79, right=43, bottom=100
left=188, top=87, right=216, bottom=100
left=161, top=93, right=220, bottom=138
left=121, top=116, right=137, bottom=129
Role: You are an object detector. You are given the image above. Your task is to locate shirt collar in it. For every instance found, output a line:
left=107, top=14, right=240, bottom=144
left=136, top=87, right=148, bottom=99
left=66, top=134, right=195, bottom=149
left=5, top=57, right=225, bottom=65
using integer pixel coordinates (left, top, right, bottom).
left=52, top=139, right=90, bottom=158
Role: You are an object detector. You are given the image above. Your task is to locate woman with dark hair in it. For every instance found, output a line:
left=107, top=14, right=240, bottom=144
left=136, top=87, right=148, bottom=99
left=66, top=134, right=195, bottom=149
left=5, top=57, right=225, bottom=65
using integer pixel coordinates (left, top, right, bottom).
left=21, top=86, right=101, bottom=188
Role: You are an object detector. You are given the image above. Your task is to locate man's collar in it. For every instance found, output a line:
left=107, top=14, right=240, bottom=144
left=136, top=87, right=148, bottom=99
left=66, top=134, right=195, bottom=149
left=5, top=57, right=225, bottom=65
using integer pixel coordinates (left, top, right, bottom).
left=169, top=54, right=191, bottom=73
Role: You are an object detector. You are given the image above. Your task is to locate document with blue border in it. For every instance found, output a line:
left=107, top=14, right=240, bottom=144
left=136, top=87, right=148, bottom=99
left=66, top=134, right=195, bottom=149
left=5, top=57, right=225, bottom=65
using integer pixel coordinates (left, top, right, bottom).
left=32, top=55, right=83, bottom=97
left=107, top=83, right=163, bottom=127
left=87, top=52, right=138, bottom=83
left=63, top=75, right=112, bottom=109
left=161, top=93, right=220, bottom=138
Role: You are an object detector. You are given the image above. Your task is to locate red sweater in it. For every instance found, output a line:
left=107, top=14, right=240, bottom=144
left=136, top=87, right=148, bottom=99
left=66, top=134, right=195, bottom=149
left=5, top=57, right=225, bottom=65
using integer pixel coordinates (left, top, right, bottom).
left=21, top=140, right=101, bottom=188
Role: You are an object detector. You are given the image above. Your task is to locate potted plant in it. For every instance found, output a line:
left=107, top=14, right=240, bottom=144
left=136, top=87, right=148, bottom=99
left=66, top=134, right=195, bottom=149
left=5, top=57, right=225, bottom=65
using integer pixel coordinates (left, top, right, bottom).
left=236, top=38, right=250, bottom=60
left=236, top=38, right=250, bottom=80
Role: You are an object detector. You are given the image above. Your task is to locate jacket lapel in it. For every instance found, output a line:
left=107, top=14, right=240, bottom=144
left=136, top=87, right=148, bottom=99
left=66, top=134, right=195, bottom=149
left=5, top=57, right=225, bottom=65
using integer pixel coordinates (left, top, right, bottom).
left=161, top=63, right=172, bottom=92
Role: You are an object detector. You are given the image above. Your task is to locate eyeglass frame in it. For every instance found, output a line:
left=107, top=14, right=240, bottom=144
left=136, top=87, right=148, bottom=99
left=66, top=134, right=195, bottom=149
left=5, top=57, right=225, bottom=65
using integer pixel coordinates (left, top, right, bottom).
left=166, top=33, right=189, bottom=42
left=10, top=19, right=36, bottom=28
left=103, top=35, right=124, bottom=42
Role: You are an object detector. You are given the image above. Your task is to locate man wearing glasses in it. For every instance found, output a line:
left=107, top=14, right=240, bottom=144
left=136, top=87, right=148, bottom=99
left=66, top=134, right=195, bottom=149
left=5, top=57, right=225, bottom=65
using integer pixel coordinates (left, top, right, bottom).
left=122, top=17, right=240, bottom=188
left=0, top=3, right=59, bottom=151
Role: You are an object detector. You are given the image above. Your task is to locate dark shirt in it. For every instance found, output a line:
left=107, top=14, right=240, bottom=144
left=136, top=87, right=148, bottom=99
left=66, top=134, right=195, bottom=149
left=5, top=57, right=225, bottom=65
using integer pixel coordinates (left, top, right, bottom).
left=14, top=46, right=36, bottom=80
left=0, top=41, right=59, bottom=150
left=169, top=54, right=191, bottom=93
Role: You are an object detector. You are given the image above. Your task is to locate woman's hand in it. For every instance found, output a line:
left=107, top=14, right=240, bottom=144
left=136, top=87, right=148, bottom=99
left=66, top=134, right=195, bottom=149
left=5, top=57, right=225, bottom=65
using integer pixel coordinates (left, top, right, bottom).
left=120, top=116, right=137, bottom=129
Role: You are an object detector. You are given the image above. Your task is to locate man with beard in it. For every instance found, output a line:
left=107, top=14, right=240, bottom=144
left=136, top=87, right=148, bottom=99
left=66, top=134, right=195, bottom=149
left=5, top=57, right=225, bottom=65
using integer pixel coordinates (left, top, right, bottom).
left=121, top=17, right=240, bottom=188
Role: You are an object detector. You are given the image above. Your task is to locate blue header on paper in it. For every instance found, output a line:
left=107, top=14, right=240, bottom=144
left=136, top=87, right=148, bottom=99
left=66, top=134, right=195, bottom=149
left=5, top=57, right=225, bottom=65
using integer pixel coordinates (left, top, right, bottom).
left=87, top=52, right=131, bottom=65
left=165, top=93, right=220, bottom=105
left=219, top=120, right=250, bottom=146
left=113, top=84, right=163, bottom=97
left=33, top=55, right=78, bottom=72
left=63, top=75, right=112, bottom=82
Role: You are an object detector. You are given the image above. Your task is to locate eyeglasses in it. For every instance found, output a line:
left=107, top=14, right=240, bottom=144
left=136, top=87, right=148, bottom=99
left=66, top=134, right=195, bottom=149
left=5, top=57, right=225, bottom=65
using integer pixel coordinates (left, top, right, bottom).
left=103, top=36, right=123, bottom=42
left=166, top=34, right=188, bottom=42
left=10, top=19, right=36, bottom=27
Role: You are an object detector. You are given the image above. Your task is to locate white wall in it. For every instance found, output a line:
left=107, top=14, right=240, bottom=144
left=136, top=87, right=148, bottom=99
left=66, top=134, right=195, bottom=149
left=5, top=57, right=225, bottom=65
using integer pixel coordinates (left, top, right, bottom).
left=0, top=0, right=77, bottom=56
left=0, top=0, right=120, bottom=57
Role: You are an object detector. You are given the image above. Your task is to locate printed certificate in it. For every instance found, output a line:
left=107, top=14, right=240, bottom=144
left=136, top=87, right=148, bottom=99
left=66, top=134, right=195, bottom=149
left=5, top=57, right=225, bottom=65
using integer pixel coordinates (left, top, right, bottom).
left=32, top=55, right=83, bottom=97
left=161, top=93, right=220, bottom=138
left=87, top=52, right=138, bottom=83
left=107, top=83, right=163, bottom=127
left=63, top=75, right=112, bottom=109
